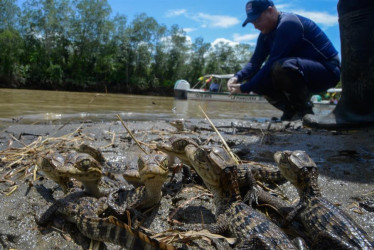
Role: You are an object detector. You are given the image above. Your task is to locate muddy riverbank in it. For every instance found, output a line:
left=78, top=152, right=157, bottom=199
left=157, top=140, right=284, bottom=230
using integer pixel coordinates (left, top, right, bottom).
left=0, top=119, right=373, bottom=249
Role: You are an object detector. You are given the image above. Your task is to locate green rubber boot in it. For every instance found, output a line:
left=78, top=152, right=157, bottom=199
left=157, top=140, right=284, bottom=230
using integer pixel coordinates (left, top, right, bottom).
left=303, top=0, right=374, bottom=129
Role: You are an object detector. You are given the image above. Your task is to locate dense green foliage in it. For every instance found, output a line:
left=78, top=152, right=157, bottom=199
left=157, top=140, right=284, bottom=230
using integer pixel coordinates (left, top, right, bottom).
left=0, top=0, right=252, bottom=95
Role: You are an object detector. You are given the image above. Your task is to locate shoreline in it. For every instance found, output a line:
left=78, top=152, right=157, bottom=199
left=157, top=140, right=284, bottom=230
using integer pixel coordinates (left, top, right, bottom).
left=0, top=119, right=373, bottom=249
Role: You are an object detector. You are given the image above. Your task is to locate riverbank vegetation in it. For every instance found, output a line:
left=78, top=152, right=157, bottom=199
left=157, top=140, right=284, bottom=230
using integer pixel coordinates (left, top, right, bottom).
left=0, top=0, right=252, bottom=95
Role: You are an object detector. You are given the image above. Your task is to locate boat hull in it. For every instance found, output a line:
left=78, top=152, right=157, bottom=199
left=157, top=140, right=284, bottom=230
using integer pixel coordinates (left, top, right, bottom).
left=186, top=90, right=336, bottom=107
left=174, top=89, right=188, bottom=99
left=187, top=90, right=267, bottom=103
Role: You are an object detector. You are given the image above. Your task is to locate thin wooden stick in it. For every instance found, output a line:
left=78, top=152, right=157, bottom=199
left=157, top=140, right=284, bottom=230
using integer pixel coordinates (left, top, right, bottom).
left=199, top=106, right=239, bottom=164
left=33, top=164, right=38, bottom=181
left=116, top=114, right=147, bottom=154
left=101, top=131, right=116, bottom=149
left=5, top=185, right=18, bottom=196
left=362, top=190, right=374, bottom=196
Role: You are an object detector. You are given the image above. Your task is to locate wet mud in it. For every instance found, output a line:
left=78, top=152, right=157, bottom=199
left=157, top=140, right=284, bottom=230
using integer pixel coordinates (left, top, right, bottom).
left=0, top=119, right=373, bottom=249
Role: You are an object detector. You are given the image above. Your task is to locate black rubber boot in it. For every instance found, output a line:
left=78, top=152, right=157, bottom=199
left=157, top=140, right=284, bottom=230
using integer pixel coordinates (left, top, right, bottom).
left=288, top=84, right=314, bottom=117
left=271, top=60, right=314, bottom=121
left=263, top=93, right=296, bottom=121
left=303, top=0, right=374, bottom=129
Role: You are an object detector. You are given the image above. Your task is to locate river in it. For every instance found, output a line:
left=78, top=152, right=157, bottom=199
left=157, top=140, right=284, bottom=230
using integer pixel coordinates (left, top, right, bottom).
left=0, top=88, right=333, bottom=125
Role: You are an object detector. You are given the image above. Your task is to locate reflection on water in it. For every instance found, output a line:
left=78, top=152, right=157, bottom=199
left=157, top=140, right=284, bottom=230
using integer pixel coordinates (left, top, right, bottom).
left=0, top=88, right=333, bottom=124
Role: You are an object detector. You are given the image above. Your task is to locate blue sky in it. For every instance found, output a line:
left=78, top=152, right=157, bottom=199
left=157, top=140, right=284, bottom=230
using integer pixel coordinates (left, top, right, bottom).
left=108, top=0, right=341, bottom=54
left=16, top=0, right=340, bottom=54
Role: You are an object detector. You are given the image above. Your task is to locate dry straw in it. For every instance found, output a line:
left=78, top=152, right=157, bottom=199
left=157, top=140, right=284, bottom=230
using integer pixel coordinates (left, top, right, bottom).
left=116, top=114, right=148, bottom=154
left=199, top=106, right=240, bottom=165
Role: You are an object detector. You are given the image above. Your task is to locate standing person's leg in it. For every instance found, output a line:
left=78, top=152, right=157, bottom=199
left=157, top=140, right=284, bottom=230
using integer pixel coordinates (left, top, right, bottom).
left=304, top=0, right=374, bottom=128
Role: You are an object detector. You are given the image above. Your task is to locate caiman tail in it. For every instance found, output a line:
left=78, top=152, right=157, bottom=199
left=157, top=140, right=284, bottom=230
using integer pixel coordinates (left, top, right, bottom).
left=76, top=212, right=176, bottom=250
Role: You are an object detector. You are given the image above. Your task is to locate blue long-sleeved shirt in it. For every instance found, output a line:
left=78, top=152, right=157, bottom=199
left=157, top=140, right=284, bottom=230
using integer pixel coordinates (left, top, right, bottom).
left=235, top=12, right=338, bottom=93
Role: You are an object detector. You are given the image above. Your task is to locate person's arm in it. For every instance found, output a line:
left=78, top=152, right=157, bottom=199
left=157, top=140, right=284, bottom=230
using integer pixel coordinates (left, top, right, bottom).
left=235, top=35, right=269, bottom=83
left=240, top=15, right=303, bottom=93
left=227, top=35, right=269, bottom=94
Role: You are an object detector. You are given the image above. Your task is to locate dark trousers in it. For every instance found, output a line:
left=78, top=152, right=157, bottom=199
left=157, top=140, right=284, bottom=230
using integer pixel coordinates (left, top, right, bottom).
left=261, top=57, right=340, bottom=114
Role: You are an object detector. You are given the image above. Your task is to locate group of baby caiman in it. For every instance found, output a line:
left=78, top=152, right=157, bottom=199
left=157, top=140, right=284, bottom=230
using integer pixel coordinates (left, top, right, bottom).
left=35, top=129, right=374, bottom=249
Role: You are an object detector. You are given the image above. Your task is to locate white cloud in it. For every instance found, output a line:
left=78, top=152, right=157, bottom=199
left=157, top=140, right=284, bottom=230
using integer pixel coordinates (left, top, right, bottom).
left=166, top=9, right=239, bottom=29
left=293, top=10, right=337, bottom=27
left=166, top=9, right=187, bottom=17
left=233, top=33, right=258, bottom=42
left=185, top=35, right=193, bottom=45
left=194, top=13, right=240, bottom=28
left=211, top=38, right=239, bottom=47
left=276, top=4, right=292, bottom=10
left=275, top=3, right=338, bottom=27
left=183, top=28, right=196, bottom=33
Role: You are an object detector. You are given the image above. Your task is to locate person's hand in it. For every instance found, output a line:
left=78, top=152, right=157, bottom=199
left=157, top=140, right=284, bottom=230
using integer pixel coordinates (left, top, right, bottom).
left=228, top=84, right=242, bottom=94
left=227, top=77, right=238, bottom=91
left=227, top=77, right=242, bottom=94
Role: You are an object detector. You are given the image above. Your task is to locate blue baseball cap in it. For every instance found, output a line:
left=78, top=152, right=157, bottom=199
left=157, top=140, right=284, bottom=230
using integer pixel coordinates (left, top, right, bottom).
left=242, top=0, right=274, bottom=27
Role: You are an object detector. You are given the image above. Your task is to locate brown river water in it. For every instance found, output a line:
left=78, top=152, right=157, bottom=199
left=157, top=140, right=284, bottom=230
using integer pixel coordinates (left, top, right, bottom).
left=0, top=88, right=333, bottom=124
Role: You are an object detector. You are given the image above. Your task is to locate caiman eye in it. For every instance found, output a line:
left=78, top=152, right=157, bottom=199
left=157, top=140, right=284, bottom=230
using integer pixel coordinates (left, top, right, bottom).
left=78, top=159, right=91, bottom=170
